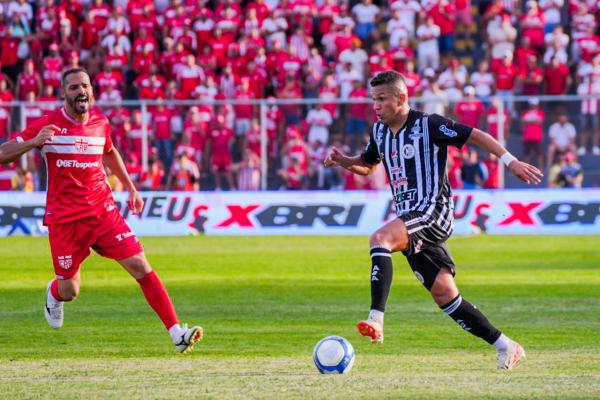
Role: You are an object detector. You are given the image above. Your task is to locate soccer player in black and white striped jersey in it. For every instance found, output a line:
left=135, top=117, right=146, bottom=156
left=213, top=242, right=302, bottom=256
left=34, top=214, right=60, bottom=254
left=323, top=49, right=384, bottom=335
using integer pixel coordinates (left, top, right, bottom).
left=324, top=70, right=542, bottom=370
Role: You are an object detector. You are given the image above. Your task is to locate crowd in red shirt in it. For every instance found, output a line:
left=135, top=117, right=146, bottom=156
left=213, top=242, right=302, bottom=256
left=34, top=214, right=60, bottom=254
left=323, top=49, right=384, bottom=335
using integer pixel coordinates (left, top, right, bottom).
left=0, top=0, right=598, bottom=191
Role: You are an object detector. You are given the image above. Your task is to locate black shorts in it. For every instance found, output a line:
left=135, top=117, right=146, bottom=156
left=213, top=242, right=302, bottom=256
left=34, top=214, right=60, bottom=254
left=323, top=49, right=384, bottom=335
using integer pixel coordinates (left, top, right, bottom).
left=399, top=204, right=456, bottom=290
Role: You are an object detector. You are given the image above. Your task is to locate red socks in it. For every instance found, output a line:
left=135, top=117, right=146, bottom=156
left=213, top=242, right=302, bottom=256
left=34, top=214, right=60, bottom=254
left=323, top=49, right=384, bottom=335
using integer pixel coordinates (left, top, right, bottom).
left=50, top=279, right=64, bottom=301
left=136, top=270, right=179, bottom=330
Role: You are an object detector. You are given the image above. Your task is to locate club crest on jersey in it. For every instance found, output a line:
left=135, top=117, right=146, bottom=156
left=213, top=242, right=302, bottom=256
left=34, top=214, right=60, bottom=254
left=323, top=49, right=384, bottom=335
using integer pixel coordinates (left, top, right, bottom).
left=402, top=144, right=415, bottom=159
left=57, top=255, right=73, bottom=270
left=439, top=125, right=457, bottom=137
left=409, top=125, right=422, bottom=140
left=75, top=138, right=88, bottom=153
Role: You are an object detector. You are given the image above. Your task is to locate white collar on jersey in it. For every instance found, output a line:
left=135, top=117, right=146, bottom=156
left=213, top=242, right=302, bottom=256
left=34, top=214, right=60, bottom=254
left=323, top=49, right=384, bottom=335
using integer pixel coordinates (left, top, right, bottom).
left=61, top=107, right=90, bottom=125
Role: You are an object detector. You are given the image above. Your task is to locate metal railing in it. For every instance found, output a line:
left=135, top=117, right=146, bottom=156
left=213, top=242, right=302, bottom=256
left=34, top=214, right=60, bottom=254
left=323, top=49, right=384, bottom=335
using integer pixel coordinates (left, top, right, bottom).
left=2, top=94, right=599, bottom=190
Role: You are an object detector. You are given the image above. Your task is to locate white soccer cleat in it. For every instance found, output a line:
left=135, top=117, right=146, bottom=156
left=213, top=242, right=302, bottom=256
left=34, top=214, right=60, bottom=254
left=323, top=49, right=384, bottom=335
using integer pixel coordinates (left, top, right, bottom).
left=44, top=281, right=64, bottom=329
left=498, top=341, right=525, bottom=370
left=174, top=324, right=203, bottom=354
left=357, top=320, right=384, bottom=345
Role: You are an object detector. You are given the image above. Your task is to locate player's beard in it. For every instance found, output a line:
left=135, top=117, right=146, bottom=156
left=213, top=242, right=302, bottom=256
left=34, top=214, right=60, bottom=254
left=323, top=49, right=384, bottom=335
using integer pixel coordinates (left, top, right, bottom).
left=67, top=94, right=92, bottom=115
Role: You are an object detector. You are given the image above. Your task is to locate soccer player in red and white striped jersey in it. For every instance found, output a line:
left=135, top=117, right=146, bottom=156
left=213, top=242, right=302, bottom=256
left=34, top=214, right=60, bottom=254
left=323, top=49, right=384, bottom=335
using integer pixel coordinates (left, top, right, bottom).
left=0, top=68, right=203, bottom=354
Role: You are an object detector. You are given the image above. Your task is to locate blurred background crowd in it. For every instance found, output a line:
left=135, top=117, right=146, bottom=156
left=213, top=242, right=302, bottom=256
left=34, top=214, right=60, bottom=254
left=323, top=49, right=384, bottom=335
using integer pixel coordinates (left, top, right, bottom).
left=0, top=0, right=597, bottom=192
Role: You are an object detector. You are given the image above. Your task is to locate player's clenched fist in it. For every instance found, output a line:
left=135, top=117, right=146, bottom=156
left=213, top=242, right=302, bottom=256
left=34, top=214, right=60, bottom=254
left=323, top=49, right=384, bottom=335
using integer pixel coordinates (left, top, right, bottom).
left=33, top=125, right=59, bottom=146
left=323, top=147, right=345, bottom=168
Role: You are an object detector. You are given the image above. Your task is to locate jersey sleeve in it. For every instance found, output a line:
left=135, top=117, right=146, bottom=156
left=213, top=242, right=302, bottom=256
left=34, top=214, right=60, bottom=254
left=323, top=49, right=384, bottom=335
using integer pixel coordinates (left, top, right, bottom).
left=360, top=123, right=382, bottom=165
left=428, top=113, right=473, bottom=148
left=15, top=117, right=48, bottom=147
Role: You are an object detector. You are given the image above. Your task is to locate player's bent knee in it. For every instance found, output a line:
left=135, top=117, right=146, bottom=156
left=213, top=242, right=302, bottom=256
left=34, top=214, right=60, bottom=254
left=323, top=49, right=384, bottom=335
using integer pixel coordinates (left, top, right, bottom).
left=369, top=230, right=391, bottom=248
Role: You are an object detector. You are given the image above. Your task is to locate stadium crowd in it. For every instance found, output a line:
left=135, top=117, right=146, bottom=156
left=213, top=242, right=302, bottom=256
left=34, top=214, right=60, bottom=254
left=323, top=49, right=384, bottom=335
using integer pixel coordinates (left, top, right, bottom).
left=0, top=0, right=598, bottom=191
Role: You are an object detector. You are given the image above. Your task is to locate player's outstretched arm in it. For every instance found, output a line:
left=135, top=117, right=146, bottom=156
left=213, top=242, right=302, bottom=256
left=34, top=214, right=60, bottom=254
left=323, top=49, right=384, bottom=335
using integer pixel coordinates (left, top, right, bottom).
left=103, top=146, right=144, bottom=214
left=467, top=128, right=543, bottom=184
left=0, top=125, right=57, bottom=164
left=323, top=147, right=377, bottom=176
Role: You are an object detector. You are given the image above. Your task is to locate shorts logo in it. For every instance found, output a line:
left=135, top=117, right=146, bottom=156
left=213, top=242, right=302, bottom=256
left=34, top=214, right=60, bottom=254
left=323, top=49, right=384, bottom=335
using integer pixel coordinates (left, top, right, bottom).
left=115, top=231, right=135, bottom=242
left=414, top=239, right=423, bottom=254
left=402, top=144, right=415, bottom=159
left=75, top=138, right=88, bottom=153
left=57, top=255, right=73, bottom=270
left=439, top=125, right=457, bottom=137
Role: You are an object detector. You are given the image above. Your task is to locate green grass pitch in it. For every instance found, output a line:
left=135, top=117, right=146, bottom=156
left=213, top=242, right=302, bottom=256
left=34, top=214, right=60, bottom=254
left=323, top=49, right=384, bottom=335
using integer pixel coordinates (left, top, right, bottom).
left=1, top=235, right=599, bottom=399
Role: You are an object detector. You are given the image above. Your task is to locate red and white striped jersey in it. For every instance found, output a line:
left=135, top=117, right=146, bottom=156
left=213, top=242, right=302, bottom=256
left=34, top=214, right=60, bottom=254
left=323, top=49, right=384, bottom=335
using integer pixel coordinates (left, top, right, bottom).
left=16, top=108, right=114, bottom=224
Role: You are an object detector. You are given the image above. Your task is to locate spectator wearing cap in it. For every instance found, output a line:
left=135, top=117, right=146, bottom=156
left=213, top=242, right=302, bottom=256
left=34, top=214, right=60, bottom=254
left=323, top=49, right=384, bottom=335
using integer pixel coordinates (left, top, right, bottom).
left=351, top=0, right=381, bottom=41
left=454, top=86, right=485, bottom=129
left=470, top=60, right=494, bottom=101
left=547, top=111, right=577, bottom=170
left=438, top=58, right=467, bottom=102
left=521, top=98, right=545, bottom=168
left=416, top=15, right=441, bottom=72
left=16, top=60, right=41, bottom=101
left=557, top=152, right=583, bottom=188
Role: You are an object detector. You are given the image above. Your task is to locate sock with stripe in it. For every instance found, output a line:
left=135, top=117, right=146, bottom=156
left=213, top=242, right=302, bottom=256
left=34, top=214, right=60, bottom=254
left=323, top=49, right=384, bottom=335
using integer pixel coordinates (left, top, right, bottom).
left=48, top=279, right=64, bottom=303
left=137, top=270, right=179, bottom=330
left=440, top=294, right=502, bottom=344
left=370, top=246, right=393, bottom=312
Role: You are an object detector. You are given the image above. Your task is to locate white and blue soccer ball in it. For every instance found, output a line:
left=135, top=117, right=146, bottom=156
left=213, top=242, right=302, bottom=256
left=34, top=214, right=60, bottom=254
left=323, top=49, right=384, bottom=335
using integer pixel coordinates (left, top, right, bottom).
left=313, top=335, right=355, bottom=374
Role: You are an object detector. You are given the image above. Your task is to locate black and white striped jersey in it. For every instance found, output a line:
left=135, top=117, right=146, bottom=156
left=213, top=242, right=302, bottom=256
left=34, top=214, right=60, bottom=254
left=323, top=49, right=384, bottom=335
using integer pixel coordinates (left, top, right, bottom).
left=361, top=109, right=472, bottom=217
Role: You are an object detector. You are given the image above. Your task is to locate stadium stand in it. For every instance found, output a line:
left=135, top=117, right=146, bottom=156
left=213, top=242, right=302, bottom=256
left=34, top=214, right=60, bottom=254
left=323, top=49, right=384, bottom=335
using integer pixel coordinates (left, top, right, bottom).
left=0, top=0, right=598, bottom=191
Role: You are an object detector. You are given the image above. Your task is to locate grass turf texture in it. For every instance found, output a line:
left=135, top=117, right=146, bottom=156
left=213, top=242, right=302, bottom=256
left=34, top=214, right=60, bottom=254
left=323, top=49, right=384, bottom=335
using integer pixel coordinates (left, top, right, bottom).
left=1, top=235, right=599, bottom=399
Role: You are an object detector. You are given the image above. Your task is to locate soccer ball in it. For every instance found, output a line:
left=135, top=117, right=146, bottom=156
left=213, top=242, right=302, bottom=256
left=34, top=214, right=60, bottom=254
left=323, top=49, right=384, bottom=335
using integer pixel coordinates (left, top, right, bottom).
left=313, top=335, right=355, bottom=374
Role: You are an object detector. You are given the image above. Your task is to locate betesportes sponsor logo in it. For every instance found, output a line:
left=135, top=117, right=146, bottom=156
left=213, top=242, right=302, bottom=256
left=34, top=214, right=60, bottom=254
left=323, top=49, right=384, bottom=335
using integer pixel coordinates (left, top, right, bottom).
left=56, top=159, right=100, bottom=169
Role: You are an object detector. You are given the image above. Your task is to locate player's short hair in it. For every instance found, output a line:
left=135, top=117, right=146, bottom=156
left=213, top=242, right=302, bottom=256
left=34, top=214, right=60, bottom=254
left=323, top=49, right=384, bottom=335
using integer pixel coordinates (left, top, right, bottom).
left=369, top=70, right=408, bottom=97
left=61, top=68, right=90, bottom=87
